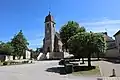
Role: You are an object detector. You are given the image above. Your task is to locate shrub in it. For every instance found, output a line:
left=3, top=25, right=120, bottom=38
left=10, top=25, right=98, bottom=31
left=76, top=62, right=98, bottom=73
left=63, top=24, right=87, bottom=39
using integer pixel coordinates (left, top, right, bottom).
left=3, top=61, right=8, bottom=65
left=22, top=60, right=29, bottom=64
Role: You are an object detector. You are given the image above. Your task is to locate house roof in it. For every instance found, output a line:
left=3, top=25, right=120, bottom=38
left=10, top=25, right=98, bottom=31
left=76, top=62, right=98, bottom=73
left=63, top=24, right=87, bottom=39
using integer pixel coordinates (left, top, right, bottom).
left=114, top=30, right=120, bottom=37
left=97, top=32, right=114, bottom=41
left=104, top=35, right=114, bottom=42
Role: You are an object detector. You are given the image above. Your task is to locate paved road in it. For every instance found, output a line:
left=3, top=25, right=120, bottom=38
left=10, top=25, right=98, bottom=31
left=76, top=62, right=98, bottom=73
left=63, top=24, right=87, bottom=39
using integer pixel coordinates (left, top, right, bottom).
left=0, top=60, right=120, bottom=80
left=78, top=60, right=120, bottom=77
left=0, top=61, right=98, bottom=80
left=96, top=61, right=120, bottom=77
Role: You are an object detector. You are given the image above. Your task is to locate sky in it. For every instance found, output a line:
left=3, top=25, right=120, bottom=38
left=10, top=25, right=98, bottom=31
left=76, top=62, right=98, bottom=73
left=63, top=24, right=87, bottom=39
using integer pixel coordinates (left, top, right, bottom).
left=0, top=0, right=120, bottom=50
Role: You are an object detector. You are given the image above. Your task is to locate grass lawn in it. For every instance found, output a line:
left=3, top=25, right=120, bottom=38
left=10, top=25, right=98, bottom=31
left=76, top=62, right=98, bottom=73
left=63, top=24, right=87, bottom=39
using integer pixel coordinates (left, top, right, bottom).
left=72, top=66, right=101, bottom=77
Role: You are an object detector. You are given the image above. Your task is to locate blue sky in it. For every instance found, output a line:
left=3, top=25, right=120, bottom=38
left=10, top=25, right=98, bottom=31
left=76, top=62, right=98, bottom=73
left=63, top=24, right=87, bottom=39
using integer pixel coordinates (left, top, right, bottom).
left=0, top=0, right=120, bottom=50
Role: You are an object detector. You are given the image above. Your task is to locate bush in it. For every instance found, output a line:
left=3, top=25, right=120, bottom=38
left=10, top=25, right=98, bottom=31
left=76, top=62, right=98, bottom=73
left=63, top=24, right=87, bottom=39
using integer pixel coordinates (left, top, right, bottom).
left=22, top=60, right=29, bottom=64
left=3, top=61, right=8, bottom=65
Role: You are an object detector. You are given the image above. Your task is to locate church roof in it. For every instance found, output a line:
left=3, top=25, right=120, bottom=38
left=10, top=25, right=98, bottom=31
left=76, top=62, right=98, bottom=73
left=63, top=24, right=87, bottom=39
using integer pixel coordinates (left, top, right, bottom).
left=45, top=12, right=54, bottom=23
left=55, top=32, right=61, bottom=40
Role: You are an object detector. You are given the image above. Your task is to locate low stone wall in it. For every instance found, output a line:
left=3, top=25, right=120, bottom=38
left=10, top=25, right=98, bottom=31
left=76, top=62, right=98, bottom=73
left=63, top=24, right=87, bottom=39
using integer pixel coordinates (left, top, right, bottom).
left=15, top=56, right=23, bottom=60
left=49, top=52, right=64, bottom=59
left=37, top=53, right=46, bottom=60
left=5, top=56, right=13, bottom=61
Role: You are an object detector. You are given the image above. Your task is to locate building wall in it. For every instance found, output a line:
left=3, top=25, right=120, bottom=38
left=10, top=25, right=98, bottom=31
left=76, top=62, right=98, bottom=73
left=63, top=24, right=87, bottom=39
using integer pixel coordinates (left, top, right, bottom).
left=115, top=34, right=120, bottom=53
left=107, top=41, right=116, bottom=50
left=58, top=40, right=63, bottom=52
left=105, top=48, right=120, bottom=57
left=26, top=50, right=31, bottom=59
left=49, top=52, right=64, bottom=59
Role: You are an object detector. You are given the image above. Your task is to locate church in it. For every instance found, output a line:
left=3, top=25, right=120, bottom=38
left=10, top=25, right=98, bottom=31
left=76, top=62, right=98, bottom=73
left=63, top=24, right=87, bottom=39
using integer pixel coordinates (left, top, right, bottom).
left=43, top=12, right=63, bottom=55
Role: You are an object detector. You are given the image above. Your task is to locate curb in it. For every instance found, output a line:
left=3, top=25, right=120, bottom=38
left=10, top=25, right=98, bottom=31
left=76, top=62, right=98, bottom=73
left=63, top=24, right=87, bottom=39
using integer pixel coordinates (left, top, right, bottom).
left=99, top=64, right=103, bottom=77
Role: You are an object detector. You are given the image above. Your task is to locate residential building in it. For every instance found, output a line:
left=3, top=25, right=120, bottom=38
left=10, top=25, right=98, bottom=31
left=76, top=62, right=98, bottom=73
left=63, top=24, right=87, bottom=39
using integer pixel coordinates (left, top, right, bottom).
left=114, top=30, right=120, bottom=53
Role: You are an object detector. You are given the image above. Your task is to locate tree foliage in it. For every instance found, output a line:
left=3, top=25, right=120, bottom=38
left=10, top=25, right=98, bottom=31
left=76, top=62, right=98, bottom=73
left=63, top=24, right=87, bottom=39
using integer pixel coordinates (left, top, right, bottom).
left=60, top=21, right=86, bottom=51
left=0, top=41, right=14, bottom=55
left=68, top=32, right=106, bottom=66
left=93, top=33, right=107, bottom=59
left=11, top=30, right=29, bottom=58
left=30, top=49, right=39, bottom=60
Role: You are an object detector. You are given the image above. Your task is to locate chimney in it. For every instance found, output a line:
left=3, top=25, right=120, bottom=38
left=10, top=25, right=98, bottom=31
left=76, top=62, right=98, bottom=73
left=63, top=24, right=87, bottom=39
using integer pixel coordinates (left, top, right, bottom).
left=104, top=32, right=107, bottom=35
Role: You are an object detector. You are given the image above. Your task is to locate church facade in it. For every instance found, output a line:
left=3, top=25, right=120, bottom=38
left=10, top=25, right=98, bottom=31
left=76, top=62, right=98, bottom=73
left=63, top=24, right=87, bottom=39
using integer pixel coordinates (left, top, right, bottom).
left=43, top=12, right=63, bottom=54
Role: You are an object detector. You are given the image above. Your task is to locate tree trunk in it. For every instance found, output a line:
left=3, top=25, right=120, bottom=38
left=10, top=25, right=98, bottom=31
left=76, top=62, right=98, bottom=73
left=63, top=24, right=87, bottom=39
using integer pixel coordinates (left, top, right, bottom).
left=97, top=53, right=100, bottom=60
left=88, top=54, right=91, bottom=67
left=66, top=48, right=67, bottom=52
left=13, top=55, right=15, bottom=60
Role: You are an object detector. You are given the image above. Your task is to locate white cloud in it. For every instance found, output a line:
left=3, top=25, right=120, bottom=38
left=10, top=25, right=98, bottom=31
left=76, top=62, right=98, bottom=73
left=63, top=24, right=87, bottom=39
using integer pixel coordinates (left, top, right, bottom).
left=82, top=19, right=120, bottom=26
left=81, top=18, right=120, bottom=37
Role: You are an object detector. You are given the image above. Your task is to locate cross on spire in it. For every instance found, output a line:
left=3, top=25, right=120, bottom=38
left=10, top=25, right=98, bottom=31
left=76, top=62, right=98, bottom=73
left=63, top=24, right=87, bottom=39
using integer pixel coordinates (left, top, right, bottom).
left=49, top=11, right=51, bottom=15
left=48, top=0, right=51, bottom=14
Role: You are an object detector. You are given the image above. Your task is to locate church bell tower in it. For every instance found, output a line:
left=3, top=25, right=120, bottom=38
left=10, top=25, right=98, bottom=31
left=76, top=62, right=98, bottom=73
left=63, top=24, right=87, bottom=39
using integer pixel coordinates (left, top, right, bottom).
left=44, top=12, right=55, bottom=53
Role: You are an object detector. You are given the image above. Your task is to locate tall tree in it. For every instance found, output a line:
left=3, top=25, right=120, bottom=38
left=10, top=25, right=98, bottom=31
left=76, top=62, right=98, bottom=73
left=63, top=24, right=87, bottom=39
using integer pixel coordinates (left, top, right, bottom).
left=11, top=30, right=29, bottom=59
left=68, top=32, right=106, bottom=67
left=60, top=21, right=86, bottom=51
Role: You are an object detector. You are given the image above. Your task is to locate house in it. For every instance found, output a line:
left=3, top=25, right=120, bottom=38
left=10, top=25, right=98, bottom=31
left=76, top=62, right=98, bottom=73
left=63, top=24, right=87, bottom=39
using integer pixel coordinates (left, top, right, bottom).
left=102, top=32, right=116, bottom=50
left=100, top=32, right=120, bottom=58
left=114, top=30, right=120, bottom=54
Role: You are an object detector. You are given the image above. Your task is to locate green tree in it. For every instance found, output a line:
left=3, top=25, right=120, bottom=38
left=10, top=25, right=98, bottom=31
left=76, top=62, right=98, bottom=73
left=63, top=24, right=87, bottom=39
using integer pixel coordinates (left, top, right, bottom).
left=36, top=48, right=40, bottom=53
left=60, top=21, right=86, bottom=51
left=68, top=32, right=106, bottom=67
left=93, top=33, right=106, bottom=60
left=11, top=30, right=29, bottom=59
left=0, top=41, right=14, bottom=55
left=30, top=49, right=39, bottom=60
